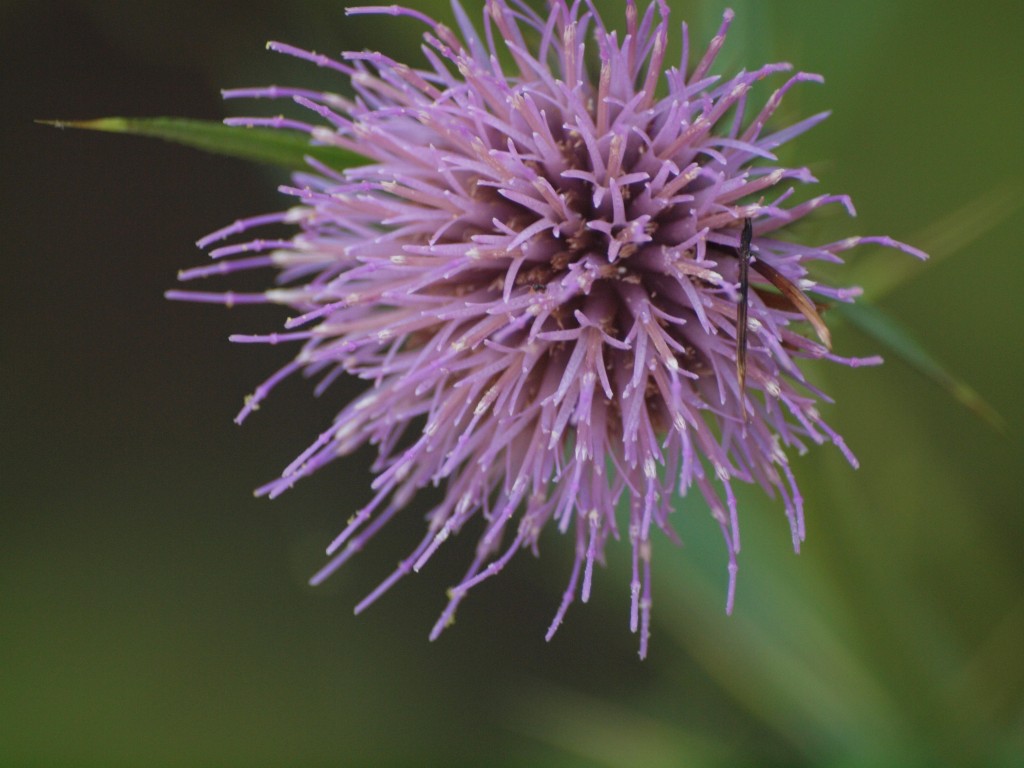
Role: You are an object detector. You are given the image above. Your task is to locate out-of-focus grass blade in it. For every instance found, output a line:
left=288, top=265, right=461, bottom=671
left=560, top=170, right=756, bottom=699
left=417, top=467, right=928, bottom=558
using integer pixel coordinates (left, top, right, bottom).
left=651, top=494, right=911, bottom=763
left=837, top=301, right=1005, bottom=433
left=511, top=682, right=732, bottom=767
left=38, top=117, right=366, bottom=172
left=849, top=182, right=1022, bottom=301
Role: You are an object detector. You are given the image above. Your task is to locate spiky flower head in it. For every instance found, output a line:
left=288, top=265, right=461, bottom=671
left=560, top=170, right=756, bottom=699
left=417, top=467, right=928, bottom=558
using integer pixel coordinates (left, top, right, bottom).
left=170, top=0, right=925, bottom=657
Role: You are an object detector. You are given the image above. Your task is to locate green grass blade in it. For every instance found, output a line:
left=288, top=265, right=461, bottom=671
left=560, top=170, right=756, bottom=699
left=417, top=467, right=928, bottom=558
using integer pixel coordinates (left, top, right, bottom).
left=38, top=116, right=366, bottom=172
left=837, top=301, right=1005, bottom=433
left=847, top=183, right=1022, bottom=301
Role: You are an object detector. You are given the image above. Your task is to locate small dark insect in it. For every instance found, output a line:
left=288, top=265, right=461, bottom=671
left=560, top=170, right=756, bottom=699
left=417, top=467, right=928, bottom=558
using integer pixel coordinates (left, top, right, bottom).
left=736, top=218, right=753, bottom=422
left=735, top=217, right=833, bottom=423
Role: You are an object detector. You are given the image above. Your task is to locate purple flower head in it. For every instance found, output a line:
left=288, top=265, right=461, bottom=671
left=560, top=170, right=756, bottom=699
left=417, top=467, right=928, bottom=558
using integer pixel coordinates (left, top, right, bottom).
left=170, top=0, right=926, bottom=657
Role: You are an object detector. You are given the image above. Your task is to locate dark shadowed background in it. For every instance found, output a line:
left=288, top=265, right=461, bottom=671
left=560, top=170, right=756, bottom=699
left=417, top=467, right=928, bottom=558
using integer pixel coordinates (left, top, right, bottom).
left=3, top=0, right=1023, bottom=765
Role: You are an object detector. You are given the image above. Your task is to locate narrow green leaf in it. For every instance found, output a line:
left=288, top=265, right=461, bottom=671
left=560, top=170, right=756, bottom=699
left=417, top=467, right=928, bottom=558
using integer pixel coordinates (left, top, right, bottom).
left=848, top=182, right=1022, bottom=301
left=836, top=302, right=1005, bottom=433
left=38, top=116, right=366, bottom=173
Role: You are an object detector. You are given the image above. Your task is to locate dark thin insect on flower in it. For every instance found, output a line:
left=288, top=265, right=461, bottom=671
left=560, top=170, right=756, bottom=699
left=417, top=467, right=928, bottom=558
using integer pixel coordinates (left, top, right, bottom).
left=168, top=0, right=926, bottom=657
left=735, top=217, right=753, bottom=422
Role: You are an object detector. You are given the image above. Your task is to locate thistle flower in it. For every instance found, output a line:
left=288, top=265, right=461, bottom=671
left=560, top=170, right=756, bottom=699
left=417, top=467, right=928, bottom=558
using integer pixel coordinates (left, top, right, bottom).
left=169, top=0, right=925, bottom=657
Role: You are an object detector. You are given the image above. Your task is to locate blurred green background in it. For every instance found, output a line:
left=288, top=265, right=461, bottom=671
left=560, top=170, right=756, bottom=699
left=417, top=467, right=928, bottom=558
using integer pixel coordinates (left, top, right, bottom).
left=3, top=0, right=1022, bottom=765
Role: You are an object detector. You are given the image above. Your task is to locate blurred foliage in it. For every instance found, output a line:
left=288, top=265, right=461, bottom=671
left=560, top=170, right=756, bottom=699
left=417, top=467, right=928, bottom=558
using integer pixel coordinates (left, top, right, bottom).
left=4, top=0, right=1023, bottom=766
